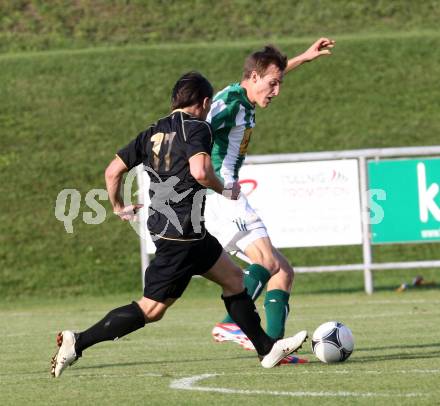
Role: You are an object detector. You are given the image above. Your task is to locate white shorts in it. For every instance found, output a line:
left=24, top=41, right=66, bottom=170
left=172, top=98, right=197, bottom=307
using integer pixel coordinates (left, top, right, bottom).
left=204, top=192, right=268, bottom=253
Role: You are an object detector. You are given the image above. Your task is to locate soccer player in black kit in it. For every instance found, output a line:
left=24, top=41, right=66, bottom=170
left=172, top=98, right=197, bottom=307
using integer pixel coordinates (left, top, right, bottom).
left=51, top=72, right=307, bottom=377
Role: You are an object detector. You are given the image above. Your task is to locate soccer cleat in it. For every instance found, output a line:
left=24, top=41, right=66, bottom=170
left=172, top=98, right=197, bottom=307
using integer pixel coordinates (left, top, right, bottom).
left=261, top=330, right=308, bottom=368
left=239, top=337, right=256, bottom=351
left=279, top=354, right=309, bottom=365
left=211, top=322, right=255, bottom=351
left=50, top=330, right=78, bottom=378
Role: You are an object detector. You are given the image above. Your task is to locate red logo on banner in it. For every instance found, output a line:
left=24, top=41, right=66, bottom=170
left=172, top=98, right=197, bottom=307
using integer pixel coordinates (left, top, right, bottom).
left=239, top=179, right=258, bottom=196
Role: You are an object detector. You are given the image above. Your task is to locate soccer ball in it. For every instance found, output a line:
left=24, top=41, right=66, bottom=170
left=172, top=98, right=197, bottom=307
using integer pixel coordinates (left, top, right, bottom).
left=311, top=321, right=354, bottom=363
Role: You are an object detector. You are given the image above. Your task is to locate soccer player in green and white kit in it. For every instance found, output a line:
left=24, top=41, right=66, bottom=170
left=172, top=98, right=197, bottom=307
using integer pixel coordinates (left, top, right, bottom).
left=205, top=38, right=335, bottom=364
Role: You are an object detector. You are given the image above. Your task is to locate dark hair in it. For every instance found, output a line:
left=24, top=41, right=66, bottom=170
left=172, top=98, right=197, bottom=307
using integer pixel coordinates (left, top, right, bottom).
left=242, top=45, right=287, bottom=79
left=171, top=71, right=214, bottom=109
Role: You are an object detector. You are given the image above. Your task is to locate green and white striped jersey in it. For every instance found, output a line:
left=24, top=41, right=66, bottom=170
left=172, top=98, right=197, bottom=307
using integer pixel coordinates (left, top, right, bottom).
left=207, top=83, right=255, bottom=185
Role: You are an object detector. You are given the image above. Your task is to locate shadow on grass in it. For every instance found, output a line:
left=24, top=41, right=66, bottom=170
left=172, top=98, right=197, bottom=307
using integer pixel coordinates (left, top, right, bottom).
left=74, top=353, right=256, bottom=371
left=356, top=342, right=440, bottom=352
left=350, top=350, right=440, bottom=363
left=346, top=341, right=440, bottom=363
left=303, top=348, right=440, bottom=365
left=344, top=342, right=440, bottom=363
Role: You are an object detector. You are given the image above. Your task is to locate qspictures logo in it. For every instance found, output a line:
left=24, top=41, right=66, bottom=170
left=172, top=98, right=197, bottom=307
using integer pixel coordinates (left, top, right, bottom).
left=54, top=165, right=389, bottom=237
left=54, top=165, right=206, bottom=240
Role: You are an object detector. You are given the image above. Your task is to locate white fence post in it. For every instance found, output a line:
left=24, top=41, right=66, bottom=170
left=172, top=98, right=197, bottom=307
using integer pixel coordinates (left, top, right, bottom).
left=136, top=165, right=149, bottom=289
left=359, top=156, right=373, bottom=294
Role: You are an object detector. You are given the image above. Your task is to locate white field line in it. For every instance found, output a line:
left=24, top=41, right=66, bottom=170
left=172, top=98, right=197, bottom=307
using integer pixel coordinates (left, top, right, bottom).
left=169, top=374, right=424, bottom=398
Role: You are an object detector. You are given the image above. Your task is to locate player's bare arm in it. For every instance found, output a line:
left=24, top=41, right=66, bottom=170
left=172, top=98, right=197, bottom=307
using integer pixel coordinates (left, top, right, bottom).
left=189, top=153, right=240, bottom=200
left=105, top=156, right=143, bottom=220
left=285, top=37, right=335, bottom=73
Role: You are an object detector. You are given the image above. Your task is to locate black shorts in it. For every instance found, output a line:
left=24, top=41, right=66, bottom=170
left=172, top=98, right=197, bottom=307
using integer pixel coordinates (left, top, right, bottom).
left=143, top=231, right=223, bottom=302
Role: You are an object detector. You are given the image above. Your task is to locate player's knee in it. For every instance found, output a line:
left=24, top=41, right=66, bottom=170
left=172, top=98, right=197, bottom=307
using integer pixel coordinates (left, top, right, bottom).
left=137, top=299, right=168, bottom=322
left=144, top=307, right=166, bottom=322
left=260, top=255, right=281, bottom=275
left=278, top=256, right=294, bottom=283
left=149, top=313, right=164, bottom=322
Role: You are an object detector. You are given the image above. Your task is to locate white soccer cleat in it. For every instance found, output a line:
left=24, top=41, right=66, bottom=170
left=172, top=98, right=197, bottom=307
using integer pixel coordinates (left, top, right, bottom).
left=51, top=330, right=78, bottom=378
left=261, top=330, right=308, bottom=368
left=211, top=322, right=256, bottom=351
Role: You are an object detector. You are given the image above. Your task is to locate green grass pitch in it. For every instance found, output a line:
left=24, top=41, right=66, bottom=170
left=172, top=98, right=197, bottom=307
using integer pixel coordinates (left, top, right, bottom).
left=1, top=279, right=439, bottom=405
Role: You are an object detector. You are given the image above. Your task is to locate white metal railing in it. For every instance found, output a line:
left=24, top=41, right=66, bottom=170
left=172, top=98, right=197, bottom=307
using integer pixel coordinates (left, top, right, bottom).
left=243, top=146, right=440, bottom=164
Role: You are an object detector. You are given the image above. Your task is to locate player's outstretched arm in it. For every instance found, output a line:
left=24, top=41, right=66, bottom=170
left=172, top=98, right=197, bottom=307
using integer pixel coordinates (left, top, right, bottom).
left=105, top=156, right=143, bottom=220
left=285, top=37, right=335, bottom=73
left=189, top=153, right=240, bottom=200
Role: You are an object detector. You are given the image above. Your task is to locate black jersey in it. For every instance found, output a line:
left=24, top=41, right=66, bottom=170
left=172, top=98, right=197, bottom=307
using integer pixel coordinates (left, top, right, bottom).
left=117, top=110, right=213, bottom=240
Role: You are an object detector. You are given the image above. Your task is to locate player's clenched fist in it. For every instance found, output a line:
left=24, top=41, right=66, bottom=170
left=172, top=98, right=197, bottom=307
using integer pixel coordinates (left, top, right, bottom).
left=222, top=181, right=241, bottom=200
left=114, top=204, right=143, bottom=221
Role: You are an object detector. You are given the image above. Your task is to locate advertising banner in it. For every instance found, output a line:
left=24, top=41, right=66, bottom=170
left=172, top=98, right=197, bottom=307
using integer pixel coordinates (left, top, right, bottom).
left=239, top=160, right=363, bottom=248
left=139, top=159, right=363, bottom=253
left=368, top=158, right=440, bottom=243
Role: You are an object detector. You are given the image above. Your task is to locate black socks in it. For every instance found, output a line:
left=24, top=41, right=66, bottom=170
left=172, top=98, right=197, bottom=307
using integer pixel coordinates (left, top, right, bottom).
left=222, top=289, right=274, bottom=356
left=75, top=301, right=146, bottom=356
left=73, top=294, right=274, bottom=359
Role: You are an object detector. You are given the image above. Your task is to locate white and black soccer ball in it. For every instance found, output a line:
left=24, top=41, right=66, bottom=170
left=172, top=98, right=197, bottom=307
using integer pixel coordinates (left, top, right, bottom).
left=312, top=321, right=354, bottom=363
